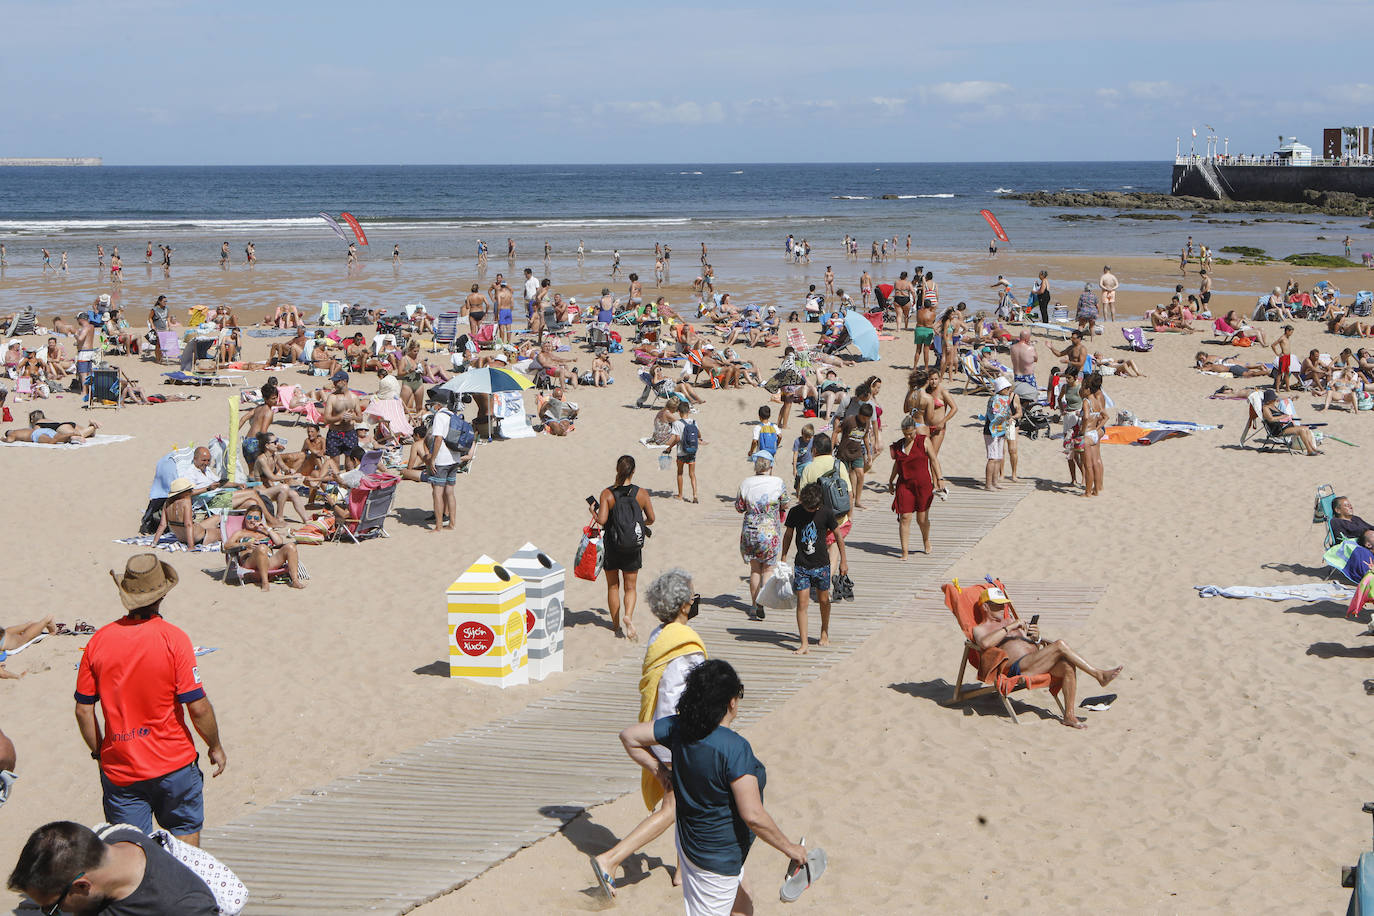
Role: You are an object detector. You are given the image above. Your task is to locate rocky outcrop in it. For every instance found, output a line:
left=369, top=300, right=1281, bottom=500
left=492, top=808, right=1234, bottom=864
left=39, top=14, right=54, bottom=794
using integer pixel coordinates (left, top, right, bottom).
left=1007, top=189, right=1374, bottom=218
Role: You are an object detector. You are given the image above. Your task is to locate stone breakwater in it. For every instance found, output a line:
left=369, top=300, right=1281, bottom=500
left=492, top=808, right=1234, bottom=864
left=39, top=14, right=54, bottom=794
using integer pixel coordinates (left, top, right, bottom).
left=1007, top=189, right=1374, bottom=218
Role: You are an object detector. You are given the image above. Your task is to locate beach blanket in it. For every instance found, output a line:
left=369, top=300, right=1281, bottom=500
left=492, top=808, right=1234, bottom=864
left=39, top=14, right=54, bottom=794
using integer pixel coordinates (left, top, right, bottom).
left=114, top=533, right=220, bottom=553
left=163, top=371, right=238, bottom=386
left=0, top=434, right=132, bottom=450
left=245, top=328, right=299, bottom=338
left=1142, top=420, right=1219, bottom=431
left=1194, top=583, right=1354, bottom=602
left=1100, top=425, right=1191, bottom=446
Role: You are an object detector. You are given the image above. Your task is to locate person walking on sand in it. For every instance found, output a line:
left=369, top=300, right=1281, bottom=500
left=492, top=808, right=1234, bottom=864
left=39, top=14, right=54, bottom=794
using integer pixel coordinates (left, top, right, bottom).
left=982, top=377, right=1015, bottom=490
left=1099, top=265, right=1119, bottom=323
left=888, top=414, right=938, bottom=559
left=662, top=400, right=703, bottom=503
left=219, top=241, right=230, bottom=268
left=782, top=483, right=848, bottom=654
left=41, top=248, right=52, bottom=272
left=593, top=456, right=656, bottom=641
left=590, top=568, right=706, bottom=900
left=617, top=660, right=809, bottom=914
left=736, top=455, right=789, bottom=620
left=1079, top=372, right=1106, bottom=497
left=1033, top=269, right=1051, bottom=323
left=76, top=554, right=228, bottom=846
left=1272, top=324, right=1295, bottom=390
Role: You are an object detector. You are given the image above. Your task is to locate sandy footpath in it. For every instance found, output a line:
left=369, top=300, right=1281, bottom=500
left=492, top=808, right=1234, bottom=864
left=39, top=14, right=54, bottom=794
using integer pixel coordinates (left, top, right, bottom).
left=0, top=247, right=1370, bottom=914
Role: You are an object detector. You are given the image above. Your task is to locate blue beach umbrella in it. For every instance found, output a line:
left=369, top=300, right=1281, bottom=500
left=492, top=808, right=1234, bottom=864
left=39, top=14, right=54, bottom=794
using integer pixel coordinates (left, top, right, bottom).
left=842, top=311, right=881, bottom=361
left=439, top=367, right=535, bottom=395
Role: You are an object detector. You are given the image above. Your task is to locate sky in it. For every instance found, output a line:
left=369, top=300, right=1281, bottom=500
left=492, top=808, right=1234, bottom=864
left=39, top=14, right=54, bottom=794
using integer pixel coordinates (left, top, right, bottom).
left=4, top=0, right=1373, bottom=165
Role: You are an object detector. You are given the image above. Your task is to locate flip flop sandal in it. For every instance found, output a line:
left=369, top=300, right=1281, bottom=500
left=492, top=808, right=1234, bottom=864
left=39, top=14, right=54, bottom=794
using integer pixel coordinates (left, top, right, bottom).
left=588, top=856, right=616, bottom=899
left=779, top=841, right=827, bottom=903
left=73, top=621, right=96, bottom=635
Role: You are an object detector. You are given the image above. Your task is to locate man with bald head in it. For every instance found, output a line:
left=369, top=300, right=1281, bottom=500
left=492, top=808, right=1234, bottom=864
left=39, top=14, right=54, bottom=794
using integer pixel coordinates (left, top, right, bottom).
left=1009, top=329, right=1038, bottom=389
left=184, top=446, right=279, bottom=522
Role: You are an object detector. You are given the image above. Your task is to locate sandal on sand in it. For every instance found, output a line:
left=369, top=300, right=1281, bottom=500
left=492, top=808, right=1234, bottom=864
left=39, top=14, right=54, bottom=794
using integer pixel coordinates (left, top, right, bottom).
left=73, top=621, right=96, bottom=635
left=589, top=856, right=616, bottom=899
left=779, top=841, right=827, bottom=903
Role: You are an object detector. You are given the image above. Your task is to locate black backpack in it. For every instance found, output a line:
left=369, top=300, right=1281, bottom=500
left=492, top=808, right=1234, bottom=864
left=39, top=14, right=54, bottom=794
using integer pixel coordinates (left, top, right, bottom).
left=605, top=485, right=645, bottom=551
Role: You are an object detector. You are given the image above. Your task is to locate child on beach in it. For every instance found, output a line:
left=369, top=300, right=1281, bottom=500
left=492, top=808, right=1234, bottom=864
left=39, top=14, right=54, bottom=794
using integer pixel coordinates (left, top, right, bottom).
left=791, top=424, right=815, bottom=492
left=748, top=406, right=781, bottom=462
left=1272, top=324, right=1295, bottom=390
left=662, top=400, right=703, bottom=503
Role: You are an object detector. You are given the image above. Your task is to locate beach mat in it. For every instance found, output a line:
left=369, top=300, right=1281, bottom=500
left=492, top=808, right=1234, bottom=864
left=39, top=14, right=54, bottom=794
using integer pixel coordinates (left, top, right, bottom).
left=245, top=328, right=300, bottom=338
left=1195, top=583, right=1353, bottom=602
left=0, top=433, right=132, bottom=450
left=114, top=532, right=220, bottom=553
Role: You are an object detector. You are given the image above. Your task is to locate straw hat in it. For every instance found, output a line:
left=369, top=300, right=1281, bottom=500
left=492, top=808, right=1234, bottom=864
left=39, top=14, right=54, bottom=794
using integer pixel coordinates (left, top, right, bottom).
left=110, top=552, right=179, bottom=611
left=168, top=477, right=193, bottom=498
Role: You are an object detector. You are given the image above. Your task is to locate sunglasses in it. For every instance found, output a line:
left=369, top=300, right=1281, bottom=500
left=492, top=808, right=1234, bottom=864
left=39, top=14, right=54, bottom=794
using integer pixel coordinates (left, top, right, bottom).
left=45, top=871, right=84, bottom=915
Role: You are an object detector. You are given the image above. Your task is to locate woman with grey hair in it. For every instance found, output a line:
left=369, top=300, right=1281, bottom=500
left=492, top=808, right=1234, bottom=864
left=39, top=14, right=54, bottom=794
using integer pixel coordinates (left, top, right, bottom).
left=735, top=455, right=789, bottom=620
left=591, top=567, right=706, bottom=899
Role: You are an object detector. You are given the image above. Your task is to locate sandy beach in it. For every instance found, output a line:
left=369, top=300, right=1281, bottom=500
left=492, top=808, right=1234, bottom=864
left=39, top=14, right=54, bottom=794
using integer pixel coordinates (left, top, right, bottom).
left=1, top=244, right=1370, bottom=914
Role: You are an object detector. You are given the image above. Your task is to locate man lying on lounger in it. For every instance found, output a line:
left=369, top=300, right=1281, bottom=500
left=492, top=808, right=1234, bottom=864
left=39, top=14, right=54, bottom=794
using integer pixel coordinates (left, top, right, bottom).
left=970, top=587, right=1122, bottom=729
left=2, top=410, right=99, bottom=444
left=0, top=617, right=58, bottom=679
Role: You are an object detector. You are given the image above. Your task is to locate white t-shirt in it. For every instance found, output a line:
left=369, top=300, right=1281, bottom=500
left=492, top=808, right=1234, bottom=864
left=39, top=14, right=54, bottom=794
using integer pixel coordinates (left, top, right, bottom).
left=647, top=624, right=705, bottom=765
left=524, top=277, right=539, bottom=301
left=376, top=375, right=401, bottom=401
left=429, top=409, right=458, bottom=467
left=186, top=466, right=220, bottom=490
left=670, top=418, right=697, bottom=458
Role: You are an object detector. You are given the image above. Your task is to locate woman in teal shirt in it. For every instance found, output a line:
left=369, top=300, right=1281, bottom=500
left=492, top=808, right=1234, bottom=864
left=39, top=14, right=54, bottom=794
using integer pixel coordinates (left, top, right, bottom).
left=620, top=660, right=806, bottom=914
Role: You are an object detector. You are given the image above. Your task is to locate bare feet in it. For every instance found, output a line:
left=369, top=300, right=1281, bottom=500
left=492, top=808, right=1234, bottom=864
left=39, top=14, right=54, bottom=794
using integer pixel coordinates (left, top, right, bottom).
left=42, top=618, right=58, bottom=635
left=624, top=620, right=638, bottom=642
left=817, top=632, right=830, bottom=648
left=1097, top=665, right=1123, bottom=687
left=793, top=643, right=809, bottom=655
left=1061, top=716, right=1087, bottom=729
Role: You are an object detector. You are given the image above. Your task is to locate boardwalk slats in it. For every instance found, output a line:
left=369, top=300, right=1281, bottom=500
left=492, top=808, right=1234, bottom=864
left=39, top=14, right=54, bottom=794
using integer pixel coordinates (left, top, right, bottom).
left=201, top=479, right=1109, bottom=914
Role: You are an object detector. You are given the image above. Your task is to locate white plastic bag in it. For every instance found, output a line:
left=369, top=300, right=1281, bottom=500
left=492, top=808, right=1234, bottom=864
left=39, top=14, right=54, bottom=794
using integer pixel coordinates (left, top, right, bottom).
left=759, top=562, right=797, bottom=610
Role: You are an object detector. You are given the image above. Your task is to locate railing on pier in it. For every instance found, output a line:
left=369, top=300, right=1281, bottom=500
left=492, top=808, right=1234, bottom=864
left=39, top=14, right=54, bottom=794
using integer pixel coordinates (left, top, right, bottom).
left=1175, top=155, right=1374, bottom=168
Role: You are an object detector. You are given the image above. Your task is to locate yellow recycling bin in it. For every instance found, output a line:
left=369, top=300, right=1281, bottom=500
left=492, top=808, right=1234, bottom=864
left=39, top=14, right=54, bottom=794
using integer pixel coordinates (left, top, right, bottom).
left=447, top=555, right=528, bottom=688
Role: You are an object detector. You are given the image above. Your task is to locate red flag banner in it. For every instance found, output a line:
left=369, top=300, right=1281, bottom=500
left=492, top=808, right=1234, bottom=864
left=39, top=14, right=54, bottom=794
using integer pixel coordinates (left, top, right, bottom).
left=980, top=209, right=1009, bottom=243
left=340, top=211, right=368, bottom=246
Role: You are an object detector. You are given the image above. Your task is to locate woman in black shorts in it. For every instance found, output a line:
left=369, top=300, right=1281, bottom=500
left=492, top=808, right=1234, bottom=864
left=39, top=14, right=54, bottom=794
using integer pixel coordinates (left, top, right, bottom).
left=592, top=455, right=657, bottom=641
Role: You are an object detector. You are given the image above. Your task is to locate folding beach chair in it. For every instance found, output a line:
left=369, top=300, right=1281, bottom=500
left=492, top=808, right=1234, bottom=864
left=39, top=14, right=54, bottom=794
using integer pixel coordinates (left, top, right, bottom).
left=319, top=301, right=344, bottom=326
left=943, top=578, right=1066, bottom=724
left=336, top=473, right=399, bottom=543
left=960, top=351, right=995, bottom=396
left=786, top=327, right=809, bottom=352
left=155, top=331, right=183, bottom=365
left=1050, top=304, right=1070, bottom=323
left=1239, top=390, right=1301, bottom=453
left=9, top=307, right=37, bottom=336
left=1121, top=327, right=1153, bottom=352
left=88, top=367, right=122, bottom=409
left=432, top=312, right=460, bottom=352
left=1314, top=483, right=1340, bottom=550
left=1212, top=318, right=1242, bottom=345
left=1353, top=291, right=1374, bottom=318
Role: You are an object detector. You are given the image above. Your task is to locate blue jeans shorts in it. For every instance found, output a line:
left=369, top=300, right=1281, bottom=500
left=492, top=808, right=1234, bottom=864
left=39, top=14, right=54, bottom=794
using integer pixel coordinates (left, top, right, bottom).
left=100, top=759, right=205, bottom=836
left=792, top=565, right=832, bottom=595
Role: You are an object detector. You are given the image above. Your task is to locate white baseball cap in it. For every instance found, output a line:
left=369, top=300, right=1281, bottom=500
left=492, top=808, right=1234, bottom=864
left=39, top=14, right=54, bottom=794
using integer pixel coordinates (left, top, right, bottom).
left=983, top=586, right=1010, bottom=604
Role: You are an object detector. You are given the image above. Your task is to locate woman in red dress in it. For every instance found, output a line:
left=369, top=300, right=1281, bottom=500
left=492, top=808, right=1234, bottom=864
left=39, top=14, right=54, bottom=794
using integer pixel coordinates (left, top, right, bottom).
left=888, top=415, right=939, bottom=559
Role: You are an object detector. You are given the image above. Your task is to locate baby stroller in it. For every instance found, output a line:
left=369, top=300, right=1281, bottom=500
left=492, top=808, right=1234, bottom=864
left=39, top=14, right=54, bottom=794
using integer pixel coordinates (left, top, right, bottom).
left=818, top=326, right=852, bottom=356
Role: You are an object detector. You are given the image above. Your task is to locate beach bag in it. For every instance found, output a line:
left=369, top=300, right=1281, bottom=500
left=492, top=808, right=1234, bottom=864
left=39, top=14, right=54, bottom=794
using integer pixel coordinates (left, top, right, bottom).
left=818, top=462, right=852, bottom=516
left=441, top=411, right=476, bottom=457
left=604, top=486, right=645, bottom=551
left=574, top=525, right=603, bottom=580
left=97, top=823, right=247, bottom=915
left=759, top=562, right=798, bottom=610
left=680, top=420, right=700, bottom=458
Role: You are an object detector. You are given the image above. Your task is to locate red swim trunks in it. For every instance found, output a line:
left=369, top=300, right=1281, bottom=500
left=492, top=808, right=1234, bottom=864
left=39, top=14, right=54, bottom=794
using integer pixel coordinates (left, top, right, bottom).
left=1278, top=353, right=1292, bottom=375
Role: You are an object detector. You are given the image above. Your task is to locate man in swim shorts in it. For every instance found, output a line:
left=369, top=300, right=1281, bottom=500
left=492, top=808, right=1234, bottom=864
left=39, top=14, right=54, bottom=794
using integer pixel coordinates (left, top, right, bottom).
left=1009, top=329, right=1038, bottom=388
left=912, top=301, right=937, bottom=370
left=495, top=281, right=515, bottom=345
left=1099, top=266, right=1119, bottom=323
left=320, top=371, right=364, bottom=469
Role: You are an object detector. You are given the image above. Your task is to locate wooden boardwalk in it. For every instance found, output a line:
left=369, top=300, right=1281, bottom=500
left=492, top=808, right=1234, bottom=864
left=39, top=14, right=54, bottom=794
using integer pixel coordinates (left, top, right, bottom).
left=202, top=477, right=1098, bottom=914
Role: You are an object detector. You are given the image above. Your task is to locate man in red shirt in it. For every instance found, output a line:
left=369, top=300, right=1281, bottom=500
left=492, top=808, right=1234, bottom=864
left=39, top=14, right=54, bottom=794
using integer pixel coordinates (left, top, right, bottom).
left=75, top=554, right=227, bottom=847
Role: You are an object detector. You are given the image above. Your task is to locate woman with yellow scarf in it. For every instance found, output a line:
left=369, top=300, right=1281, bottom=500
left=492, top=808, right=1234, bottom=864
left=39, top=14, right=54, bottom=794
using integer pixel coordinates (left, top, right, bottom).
left=591, top=568, right=706, bottom=899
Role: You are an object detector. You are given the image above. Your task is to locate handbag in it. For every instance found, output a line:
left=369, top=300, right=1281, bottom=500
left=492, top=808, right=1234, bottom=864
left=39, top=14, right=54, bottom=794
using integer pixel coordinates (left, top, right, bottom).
left=758, top=562, right=797, bottom=610
left=574, top=524, right=604, bottom=581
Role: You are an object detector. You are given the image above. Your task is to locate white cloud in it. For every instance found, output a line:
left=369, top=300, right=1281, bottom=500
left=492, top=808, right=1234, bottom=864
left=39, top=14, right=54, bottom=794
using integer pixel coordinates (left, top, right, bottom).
left=1126, top=81, right=1175, bottom=100
left=1324, top=83, right=1374, bottom=106
left=870, top=96, right=908, bottom=114
left=1095, top=88, right=1121, bottom=100
left=925, top=81, right=1010, bottom=105
left=598, top=100, right=725, bottom=125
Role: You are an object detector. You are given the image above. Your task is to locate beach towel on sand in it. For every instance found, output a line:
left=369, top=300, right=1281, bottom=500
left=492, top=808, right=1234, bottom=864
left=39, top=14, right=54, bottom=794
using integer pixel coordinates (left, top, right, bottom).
left=115, top=533, right=220, bottom=553
left=637, top=623, right=707, bottom=811
left=0, top=434, right=132, bottom=450
left=1195, top=583, right=1354, bottom=602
